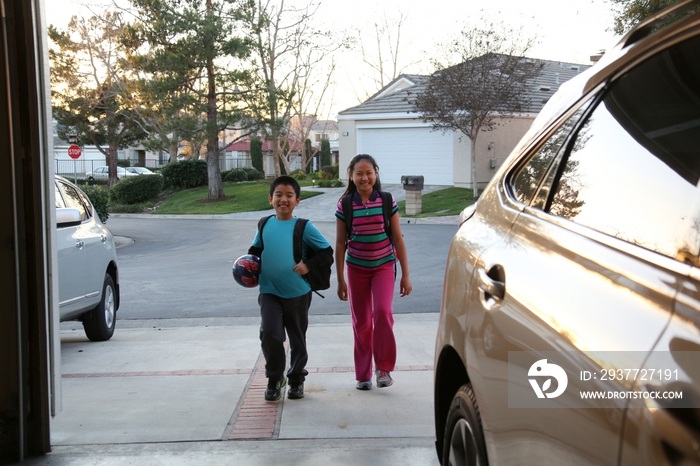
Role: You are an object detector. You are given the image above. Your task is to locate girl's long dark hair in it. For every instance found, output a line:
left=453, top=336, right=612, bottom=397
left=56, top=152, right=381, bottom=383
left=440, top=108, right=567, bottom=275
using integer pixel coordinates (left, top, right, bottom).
left=340, top=153, right=382, bottom=199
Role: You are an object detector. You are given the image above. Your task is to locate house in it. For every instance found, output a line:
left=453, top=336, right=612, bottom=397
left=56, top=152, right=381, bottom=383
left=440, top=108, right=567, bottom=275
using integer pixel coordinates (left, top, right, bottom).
left=310, top=119, right=340, bottom=159
left=287, top=116, right=340, bottom=168
left=224, top=136, right=304, bottom=177
left=337, top=60, right=591, bottom=188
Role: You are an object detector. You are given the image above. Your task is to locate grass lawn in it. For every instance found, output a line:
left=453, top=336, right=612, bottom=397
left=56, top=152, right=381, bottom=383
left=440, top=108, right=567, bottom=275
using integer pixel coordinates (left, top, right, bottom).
left=110, top=180, right=475, bottom=217
left=398, top=187, right=476, bottom=217
left=144, top=180, right=322, bottom=215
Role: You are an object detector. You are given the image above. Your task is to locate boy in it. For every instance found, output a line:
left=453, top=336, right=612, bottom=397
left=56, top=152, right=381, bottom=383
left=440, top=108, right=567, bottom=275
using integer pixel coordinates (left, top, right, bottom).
left=248, top=176, right=333, bottom=401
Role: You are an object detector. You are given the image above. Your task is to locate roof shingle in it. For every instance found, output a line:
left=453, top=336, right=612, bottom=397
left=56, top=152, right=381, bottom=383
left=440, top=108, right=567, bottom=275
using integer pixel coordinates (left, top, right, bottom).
left=339, top=57, right=591, bottom=117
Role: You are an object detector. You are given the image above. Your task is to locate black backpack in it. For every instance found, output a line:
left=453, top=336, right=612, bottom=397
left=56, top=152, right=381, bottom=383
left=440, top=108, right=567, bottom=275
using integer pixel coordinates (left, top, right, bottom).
left=341, top=191, right=394, bottom=241
left=249, top=216, right=334, bottom=298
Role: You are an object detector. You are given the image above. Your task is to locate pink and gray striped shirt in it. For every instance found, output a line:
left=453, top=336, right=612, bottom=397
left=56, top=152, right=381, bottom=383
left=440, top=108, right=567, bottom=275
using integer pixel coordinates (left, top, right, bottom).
left=336, top=190, right=398, bottom=269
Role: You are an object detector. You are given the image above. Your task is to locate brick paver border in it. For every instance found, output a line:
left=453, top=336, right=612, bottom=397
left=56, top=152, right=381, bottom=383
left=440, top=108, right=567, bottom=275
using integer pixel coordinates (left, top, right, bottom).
left=62, top=366, right=433, bottom=379
left=227, top=356, right=280, bottom=440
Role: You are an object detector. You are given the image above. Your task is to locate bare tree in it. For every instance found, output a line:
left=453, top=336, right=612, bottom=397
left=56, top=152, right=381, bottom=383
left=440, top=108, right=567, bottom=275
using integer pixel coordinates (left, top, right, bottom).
left=409, top=19, right=543, bottom=197
left=350, top=10, right=420, bottom=103
left=49, top=10, right=147, bottom=187
left=240, top=0, right=339, bottom=177
left=286, top=54, right=337, bottom=173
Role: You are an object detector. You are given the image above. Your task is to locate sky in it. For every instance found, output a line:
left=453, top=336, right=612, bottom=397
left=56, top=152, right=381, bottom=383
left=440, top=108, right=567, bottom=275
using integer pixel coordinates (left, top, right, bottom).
left=43, top=0, right=622, bottom=117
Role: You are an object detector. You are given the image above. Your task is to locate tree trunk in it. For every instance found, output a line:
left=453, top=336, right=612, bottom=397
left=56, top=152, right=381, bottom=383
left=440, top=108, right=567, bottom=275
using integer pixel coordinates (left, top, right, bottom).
left=272, top=134, right=281, bottom=177
left=107, top=143, right=119, bottom=187
left=205, top=0, right=223, bottom=200
left=168, top=141, right=178, bottom=163
left=470, top=135, right=479, bottom=198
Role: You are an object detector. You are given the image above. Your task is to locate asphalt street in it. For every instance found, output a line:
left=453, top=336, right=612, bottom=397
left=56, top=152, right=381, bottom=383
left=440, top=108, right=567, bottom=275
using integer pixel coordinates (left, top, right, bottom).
left=100, top=184, right=460, bottom=321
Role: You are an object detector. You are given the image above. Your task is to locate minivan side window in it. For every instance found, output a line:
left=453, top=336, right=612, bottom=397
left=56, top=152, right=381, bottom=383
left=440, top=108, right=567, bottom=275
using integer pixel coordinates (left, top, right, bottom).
left=548, top=35, right=700, bottom=263
left=512, top=104, right=589, bottom=208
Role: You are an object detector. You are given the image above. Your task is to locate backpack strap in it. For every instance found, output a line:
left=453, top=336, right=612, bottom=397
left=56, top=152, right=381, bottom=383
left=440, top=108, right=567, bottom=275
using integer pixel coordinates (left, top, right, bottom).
left=255, top=214, right=275, bottom=250
left=256, top=215, right=308, bottom=262
left=293, top=218, right=308, bottom=263
left=378, top=191, right=393, bottom=242
left=248, top=214, right=274, bottom=257
left=342, top=194, right=353, bottom=238
left=342, top=191, right=393, bottom=241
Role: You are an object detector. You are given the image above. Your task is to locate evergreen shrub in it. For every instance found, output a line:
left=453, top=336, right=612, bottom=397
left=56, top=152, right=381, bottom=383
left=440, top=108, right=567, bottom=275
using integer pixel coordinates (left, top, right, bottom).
left=224, top=168, right=248, bottom=182
left=160, top=160, right=208, bottom=190
left=80, top=184, right=110, bottom=223
left=290, top=169, right=306, bottom=180
left=242, top=167, right=265, bottom=181
left=110, top=174, right=164, bottom=205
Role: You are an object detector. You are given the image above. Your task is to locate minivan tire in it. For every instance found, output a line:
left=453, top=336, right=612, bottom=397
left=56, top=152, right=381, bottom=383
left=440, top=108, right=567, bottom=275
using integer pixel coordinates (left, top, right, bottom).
left=443, top=384, right=488, bottom=466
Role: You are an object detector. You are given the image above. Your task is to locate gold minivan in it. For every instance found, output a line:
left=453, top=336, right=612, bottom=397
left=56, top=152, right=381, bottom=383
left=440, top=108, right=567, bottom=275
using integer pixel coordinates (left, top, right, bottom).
left=433, top=1, right=700, bottom=465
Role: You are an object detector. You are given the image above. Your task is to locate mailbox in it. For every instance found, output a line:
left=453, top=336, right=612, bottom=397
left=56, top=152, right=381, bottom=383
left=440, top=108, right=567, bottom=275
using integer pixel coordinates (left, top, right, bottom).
left=401, top=175, right=424, bottom=191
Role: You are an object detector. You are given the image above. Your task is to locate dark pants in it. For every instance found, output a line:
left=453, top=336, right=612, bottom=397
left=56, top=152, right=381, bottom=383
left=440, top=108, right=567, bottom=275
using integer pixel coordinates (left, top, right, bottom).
left=259, top=292, right=312, bottom=384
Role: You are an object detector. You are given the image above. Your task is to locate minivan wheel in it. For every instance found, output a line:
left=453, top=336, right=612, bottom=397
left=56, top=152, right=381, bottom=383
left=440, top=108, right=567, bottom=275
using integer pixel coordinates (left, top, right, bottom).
left=443, top=384, right=488, bottom=466
left=83, top=273, right=116, bottom=341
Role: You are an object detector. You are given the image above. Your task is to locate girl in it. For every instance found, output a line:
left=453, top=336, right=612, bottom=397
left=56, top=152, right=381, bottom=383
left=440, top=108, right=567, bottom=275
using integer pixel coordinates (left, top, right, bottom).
left=335, top=154, right=412, bottom=390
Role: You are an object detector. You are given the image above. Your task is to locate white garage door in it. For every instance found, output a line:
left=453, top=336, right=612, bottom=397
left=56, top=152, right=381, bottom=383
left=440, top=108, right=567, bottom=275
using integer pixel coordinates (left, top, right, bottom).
left=357, top=126, right=453, bottom=185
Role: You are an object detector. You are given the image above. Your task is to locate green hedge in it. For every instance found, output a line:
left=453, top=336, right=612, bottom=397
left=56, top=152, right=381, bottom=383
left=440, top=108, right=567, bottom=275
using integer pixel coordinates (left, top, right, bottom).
left=110, top=174, right=164, bottom=205
left=160, top=160, right=208, bottom=190
left=80, top=184, right=110, bottom=223
left=224, top=168, right=248, bottom=182
left=242, top=166, right=265, bottom=181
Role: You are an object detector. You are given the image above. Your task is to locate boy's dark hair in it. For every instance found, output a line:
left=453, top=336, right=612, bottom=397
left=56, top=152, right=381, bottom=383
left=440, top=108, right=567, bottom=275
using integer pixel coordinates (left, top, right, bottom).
left=340, top=153, right=382, bottom=198
left=269, top=175, right=301, bottom=198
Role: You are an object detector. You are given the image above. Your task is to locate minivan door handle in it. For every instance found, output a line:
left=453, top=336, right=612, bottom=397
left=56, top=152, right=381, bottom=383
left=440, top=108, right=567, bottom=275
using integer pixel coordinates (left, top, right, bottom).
left=75, top=240, right=84, bottom=250
left=477, top=266, right=505, bottom=310
left=645, top=383, right=700, bottom=462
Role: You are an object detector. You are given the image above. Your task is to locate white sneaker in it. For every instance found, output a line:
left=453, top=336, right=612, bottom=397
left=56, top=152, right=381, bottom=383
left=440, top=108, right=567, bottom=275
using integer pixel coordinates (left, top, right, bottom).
left=376, top=370, right=394, bottom=388
left=356, top=380, right=372, bottom=390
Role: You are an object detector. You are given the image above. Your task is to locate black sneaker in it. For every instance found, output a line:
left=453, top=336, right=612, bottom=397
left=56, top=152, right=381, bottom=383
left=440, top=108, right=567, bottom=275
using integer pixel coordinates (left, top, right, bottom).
left=288, top=382, right=304, bottom=399
left=264, top=377, right=286, bottom=402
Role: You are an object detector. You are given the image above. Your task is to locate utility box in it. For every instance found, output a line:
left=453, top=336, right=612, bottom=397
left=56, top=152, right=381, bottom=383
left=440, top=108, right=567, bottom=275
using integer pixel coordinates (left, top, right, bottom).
left=401, top=175, right=424, bottom=191
left=401, top=175, right=424, bottom=215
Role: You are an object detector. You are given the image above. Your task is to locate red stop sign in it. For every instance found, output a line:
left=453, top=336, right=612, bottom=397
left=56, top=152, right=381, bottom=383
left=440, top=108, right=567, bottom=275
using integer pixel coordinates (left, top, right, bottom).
left=68, top=144, right=82, bottom=159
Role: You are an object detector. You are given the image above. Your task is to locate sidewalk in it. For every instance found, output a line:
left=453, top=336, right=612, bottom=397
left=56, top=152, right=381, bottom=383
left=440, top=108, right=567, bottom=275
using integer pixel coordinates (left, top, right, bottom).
left=133, top=184, right=461, bottom=225
left=29, top=314, right=441, bottom=465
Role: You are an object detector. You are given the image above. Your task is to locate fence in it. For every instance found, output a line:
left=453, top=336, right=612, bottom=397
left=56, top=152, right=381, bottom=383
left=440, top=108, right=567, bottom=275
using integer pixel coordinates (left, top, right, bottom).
left=55, top=156, right=252, bottom=181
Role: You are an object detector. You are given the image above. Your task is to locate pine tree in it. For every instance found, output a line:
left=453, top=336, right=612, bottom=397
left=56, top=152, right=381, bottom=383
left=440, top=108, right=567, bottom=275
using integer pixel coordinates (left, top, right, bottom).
left=127, top=0, right=253, bottom=200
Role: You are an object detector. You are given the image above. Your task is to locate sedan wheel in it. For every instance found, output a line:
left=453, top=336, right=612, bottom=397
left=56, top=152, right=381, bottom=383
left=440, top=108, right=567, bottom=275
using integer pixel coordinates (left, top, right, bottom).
left=83, top=273, right=116, bottom=341
left=443, top=384, right=488, bottom=466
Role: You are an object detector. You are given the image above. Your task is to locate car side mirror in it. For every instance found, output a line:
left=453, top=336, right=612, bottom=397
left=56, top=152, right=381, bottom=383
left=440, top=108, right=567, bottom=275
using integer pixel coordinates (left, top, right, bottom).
left=56, top=208, right=82, bottom=228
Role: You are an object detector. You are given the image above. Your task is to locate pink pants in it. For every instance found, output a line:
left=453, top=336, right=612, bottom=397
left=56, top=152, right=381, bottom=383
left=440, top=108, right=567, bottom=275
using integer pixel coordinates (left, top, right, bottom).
left=347, top=261, right=397, bottom=382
